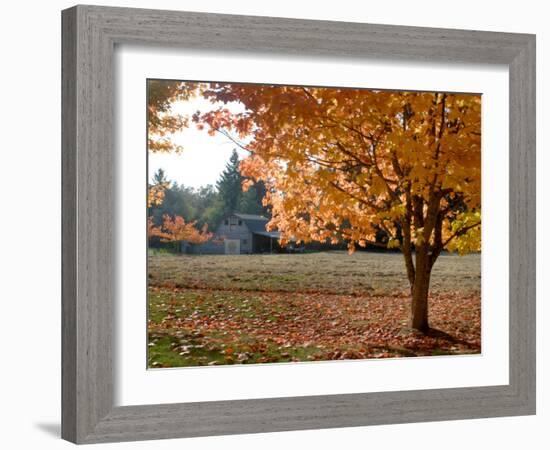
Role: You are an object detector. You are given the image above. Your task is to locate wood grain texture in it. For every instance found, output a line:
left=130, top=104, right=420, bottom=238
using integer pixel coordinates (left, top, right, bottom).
left=61, top=7, right=77, bottom=443
left=508, top=36, right=536, bottom=408
left=61, top=5, right=536, bottom=444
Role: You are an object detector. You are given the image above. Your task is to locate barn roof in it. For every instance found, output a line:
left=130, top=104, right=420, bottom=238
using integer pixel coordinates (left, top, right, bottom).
left=254, top=230, right=281, bottom=239
left=232, top=213, right=270, bottom=233
left=224, top=213, right=293, bottom=241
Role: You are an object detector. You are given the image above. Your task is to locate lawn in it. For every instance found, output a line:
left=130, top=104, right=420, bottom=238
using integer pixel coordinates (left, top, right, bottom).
left=148, top=251, right=481, bottom=368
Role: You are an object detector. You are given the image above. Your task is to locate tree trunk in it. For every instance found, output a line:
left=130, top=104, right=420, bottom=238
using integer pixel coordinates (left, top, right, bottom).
left=409, top=248, right=431, bottom=332
left=410, top=266, right=431, bottom=332
left=402, top=187, right=443, bottom=333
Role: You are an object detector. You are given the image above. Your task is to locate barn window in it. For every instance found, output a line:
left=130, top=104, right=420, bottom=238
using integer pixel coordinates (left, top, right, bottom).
left=238, top=220, right=243, bottom=226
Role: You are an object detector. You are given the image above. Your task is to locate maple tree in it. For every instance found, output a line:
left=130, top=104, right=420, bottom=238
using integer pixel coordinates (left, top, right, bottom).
left=148, top=214, right=212, bottom=246
left=147, top=80, right=201, bottom=153
left=191, top=84, right=481, bottom=332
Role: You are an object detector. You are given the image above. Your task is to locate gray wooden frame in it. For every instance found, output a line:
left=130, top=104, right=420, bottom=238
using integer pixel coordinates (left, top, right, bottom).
left=62, top=4, right=536, bottom=444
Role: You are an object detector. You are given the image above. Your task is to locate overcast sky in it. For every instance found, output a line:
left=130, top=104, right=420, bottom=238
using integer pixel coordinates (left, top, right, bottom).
left=148, top=92, right=248, bottom=189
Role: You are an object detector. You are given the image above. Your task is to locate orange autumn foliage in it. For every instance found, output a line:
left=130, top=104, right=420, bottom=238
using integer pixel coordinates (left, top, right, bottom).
left=148, top=215, right=212, bottom=245
left=147, top=182, right=169, bottom=207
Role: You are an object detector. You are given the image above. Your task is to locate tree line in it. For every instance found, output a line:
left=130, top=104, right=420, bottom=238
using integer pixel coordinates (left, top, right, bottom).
left=148, top=149, right=269, bottom=232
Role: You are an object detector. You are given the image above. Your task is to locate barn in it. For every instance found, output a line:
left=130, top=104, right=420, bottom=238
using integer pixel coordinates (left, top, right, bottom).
left=186, top=213, right=282, bottom=255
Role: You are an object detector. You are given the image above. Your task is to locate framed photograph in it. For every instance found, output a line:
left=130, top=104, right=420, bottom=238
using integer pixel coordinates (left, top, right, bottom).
left=62, top=5, right=536, bottom=444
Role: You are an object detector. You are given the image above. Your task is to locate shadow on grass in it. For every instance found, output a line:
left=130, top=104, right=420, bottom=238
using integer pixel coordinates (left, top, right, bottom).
left=425, top=327, right=479, bottom=349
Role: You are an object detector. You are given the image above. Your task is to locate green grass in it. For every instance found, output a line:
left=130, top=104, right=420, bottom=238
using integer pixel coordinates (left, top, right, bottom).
left=148, top=247, right=178, bottom=256
left=148, top=329, right=326, bottom=368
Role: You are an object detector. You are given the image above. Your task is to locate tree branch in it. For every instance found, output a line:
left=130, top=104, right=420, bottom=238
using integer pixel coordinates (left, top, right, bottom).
left=213, top=127, right=253, bottom=154
left=441, top=221, right=481, bottom=248
left=401, top=184, right=416, bottom=287
left=328, top=180, right=384, bottom=212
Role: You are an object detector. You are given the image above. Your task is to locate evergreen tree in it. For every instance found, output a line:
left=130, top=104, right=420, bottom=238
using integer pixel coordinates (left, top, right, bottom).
left=151, top=167, right=169, bottom=186
left=216, top=149, right=243, bottom=216
left=238, top=181, right=270, bottom=216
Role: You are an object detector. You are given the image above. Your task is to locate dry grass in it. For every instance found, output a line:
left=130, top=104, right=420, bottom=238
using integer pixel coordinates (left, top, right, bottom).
left=148, top=250, right=481, bottom=296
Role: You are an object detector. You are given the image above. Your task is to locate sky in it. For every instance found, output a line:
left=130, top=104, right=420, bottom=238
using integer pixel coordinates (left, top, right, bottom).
left=148, top=91, right=248, bottom=189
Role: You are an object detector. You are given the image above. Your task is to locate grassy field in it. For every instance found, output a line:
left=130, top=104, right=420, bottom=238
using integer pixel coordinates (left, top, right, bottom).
left=148, top=251, right=481, bottom=296
left=148, top=251, right=481, bottom=368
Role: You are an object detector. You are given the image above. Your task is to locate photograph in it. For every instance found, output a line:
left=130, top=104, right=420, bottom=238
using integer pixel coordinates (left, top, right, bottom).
left=146, top=79, right=482, bottom=369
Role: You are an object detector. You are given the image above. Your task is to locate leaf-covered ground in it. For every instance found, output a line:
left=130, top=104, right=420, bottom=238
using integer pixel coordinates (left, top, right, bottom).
left=148, top=251, right=481, bottom=368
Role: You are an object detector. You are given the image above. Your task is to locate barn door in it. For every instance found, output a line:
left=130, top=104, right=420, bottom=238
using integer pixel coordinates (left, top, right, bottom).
left=224, top=239, right=240, bottom=255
